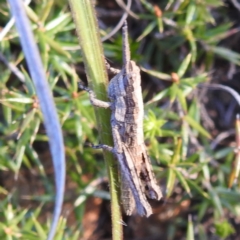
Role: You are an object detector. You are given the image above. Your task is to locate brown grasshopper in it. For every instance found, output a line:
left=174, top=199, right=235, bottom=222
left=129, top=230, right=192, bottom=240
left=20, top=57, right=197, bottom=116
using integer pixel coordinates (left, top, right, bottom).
left=79, top=21, right=162, bottom=217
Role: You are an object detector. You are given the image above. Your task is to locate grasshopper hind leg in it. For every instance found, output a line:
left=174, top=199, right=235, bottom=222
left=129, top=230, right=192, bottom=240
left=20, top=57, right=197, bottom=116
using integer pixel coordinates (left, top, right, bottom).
left=121, top=173, right=135, bottom=215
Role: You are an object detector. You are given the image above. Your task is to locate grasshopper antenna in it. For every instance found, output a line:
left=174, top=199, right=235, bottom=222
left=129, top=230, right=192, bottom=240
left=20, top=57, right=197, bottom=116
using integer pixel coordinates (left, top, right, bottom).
left=122, top=21, right=130, bottom=70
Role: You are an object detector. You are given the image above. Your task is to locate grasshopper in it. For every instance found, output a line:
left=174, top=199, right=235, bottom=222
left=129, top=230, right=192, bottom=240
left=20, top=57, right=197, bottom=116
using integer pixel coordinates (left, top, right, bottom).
left=79, top=21, right=162, bottom=217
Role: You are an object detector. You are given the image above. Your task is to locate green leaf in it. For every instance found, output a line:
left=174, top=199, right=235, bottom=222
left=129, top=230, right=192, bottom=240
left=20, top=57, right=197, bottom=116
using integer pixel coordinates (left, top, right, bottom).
left=186, top=179, right=209, bottom=199
left=214, top=147, right=233, bottom=159
left=41, top=34, right=71, bottom=58
left=157, top=17, right=163, bottom=33
left=184, top=115, right=211, bottom=138
left=181, top=73, right=208, bottom=86
left=25, top=4, right=40, bottom=23
left=209, top=187, right=224, bottom=217
left=171, top=138, right=182, bottom=164
left=146, top=88, right=169, bottom=105
left=186, top=215, right=194, bottom=240
left=177, top=53, right=192, bottom=78
left=31, top=214, right=47, bottom=239
left=39, top=0, right=54, bottom=22
left=21, top=68, right=35, bottom=95
left=176, top=87, right=187, bottom=111
left=137, top=21, right=157, bottom=41
left=141, top=67, right=171, bottom=80
left=174, top=169, right=191, bottom=196
left=166, top=169, right=176, bottom=198
left=45, top=13, right=71, bottom=33
left=2, top=103, right=12, bottom=125
left=169, top=84, right=178, bottom=103
left=186, top=4, right=196, bottom=25
left=0, top=98, right=34, bottom=104
left=17, top=109, right=36, bottom=139
left=181, top=120, right=189, bottom=159
left=198, top=201, right=209, bottom=222
left=200, top=23, right=233, bottom=43
left=189, top=37, right=197, bottom=63
left=209, top=46, right=240, bottom=65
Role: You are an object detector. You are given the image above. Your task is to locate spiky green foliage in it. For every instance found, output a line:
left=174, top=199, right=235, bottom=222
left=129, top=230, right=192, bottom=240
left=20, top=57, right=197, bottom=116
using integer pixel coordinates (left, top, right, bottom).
left=1, top=0, right=240, bottom=239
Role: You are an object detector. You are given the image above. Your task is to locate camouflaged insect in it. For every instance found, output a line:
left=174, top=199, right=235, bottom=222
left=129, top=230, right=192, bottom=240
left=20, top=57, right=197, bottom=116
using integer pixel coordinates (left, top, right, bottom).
left=79, top=21, right=162, bottom=217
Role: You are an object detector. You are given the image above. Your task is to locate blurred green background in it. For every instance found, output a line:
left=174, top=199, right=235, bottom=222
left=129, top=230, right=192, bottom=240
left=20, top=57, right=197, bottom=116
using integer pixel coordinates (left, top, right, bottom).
left=1, top=0, right=240, bottom=239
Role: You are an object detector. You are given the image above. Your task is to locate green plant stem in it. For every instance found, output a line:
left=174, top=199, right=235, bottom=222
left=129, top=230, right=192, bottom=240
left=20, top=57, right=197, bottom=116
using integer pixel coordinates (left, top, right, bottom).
left=68, top=0, right=123, bottom=239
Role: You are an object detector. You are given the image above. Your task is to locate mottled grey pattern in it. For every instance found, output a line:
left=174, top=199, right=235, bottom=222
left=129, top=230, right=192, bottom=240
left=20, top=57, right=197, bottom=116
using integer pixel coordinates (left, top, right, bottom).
left=79, top=22, right=162, bottom=217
